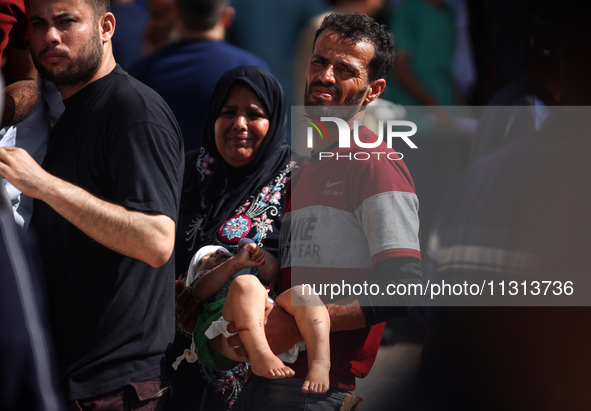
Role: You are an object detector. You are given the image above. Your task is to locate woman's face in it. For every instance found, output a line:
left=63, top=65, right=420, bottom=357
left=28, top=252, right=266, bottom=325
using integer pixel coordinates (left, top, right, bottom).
left=214, top=83, right=270, bottom=168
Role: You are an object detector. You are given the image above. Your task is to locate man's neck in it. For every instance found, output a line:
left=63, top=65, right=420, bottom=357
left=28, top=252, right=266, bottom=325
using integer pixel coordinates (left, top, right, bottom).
left=179, top=24, right=225, bottom=42
left=59, top=54, right=117, bottom=100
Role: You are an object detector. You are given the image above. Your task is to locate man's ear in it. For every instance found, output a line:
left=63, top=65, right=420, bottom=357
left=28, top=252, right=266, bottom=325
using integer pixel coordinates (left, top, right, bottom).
left=100, top=12, right=116, bottom=43
left=221, top=7, right=235, bottom=29
left=364, top=79, right=386, bottom=105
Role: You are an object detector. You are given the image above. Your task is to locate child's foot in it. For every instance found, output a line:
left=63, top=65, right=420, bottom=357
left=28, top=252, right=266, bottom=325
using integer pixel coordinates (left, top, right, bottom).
left=249, top=350, right=295, bottom=379
left=301, top=361, right=330, bottom=393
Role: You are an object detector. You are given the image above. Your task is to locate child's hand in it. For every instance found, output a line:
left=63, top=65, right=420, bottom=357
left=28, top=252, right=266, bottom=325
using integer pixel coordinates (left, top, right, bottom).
left=236, top=242, right=265, bottom=268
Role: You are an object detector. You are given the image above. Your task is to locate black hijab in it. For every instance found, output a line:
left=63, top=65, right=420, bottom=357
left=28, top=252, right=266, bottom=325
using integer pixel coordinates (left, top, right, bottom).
left=176, top=66, right=291, bottom=273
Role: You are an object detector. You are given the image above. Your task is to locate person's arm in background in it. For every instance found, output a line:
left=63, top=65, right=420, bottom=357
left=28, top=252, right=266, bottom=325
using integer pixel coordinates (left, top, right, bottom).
left=1, top=4, right=40, bottom=129
left=1, top=45, right=39, bottom=128
left=389, top=0, right=459, bottom=127
left=393, top=50, right=440, bottom=107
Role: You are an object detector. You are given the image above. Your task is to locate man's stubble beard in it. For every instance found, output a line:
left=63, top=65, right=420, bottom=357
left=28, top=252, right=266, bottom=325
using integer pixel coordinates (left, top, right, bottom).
left=304, top=80, right=368, bottom=121
left=33, top=28, right=103, bottom=89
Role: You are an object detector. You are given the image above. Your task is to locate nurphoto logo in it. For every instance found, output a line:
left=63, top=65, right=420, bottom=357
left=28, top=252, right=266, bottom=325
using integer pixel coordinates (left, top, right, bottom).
left=302, top=115, right=418, bottom=161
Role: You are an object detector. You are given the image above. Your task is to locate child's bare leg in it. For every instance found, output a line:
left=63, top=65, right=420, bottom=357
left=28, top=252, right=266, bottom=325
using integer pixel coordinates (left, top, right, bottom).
left=222, top=275, right=294, bottom=379
left=276, top=285, right=330, bottom=394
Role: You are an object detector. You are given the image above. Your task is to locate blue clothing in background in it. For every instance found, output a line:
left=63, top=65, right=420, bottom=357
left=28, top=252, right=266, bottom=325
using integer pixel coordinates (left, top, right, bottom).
left=228, top=0, right=328, bottom=110
left=111, top=2, right=149, bottom=71
left=129, top=39, right=269, bottom=153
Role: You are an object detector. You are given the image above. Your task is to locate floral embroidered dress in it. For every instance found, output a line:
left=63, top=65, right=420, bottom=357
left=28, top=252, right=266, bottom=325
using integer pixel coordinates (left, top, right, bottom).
left=188, top=153, right=297, bottom=256
left=171, top=66, right=305, bottom=410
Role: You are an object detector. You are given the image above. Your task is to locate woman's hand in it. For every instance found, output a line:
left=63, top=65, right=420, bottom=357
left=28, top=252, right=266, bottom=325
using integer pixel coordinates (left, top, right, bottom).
left=175, top=279, right=202, bottom=332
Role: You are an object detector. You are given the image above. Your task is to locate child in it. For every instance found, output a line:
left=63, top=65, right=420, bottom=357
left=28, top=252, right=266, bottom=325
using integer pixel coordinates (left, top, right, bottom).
left=185, top=240, right=330, bottom=394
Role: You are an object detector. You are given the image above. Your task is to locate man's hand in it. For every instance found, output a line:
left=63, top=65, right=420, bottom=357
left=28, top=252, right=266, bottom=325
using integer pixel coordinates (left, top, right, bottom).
left=175, top=279, right=202, bottom=332
left=0, top=147, right=52, bottom=198
left=226, top=301, right=302, bottom=357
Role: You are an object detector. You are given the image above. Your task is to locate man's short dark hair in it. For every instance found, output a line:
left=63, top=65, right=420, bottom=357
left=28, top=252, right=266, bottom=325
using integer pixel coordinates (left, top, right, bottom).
left=314, top=12, right=395, bottom=82
left=25, top=0, right=110, bottom=15
left=177, top=0, right=228, bottom=32
left=87, top=0, right=110, bottom=16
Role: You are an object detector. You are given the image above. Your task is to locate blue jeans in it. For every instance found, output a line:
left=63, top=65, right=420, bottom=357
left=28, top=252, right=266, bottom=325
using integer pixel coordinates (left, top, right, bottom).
left=232, top=376, right=351, bottom=411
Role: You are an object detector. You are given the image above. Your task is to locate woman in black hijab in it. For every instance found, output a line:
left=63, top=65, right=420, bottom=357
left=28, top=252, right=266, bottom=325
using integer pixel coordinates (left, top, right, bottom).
left=176, top=65, right=298, bottom=272
left=168, top=66, right=302, bottom=411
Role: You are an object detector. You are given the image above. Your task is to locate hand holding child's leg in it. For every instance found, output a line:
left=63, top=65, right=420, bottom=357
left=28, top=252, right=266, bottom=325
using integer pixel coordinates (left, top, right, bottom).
left=223, top=275, right=295, bottom=379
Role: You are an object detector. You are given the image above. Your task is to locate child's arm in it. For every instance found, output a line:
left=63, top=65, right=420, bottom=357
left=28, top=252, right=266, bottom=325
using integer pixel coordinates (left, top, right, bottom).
left=237, top=238, right=278, bottom=285
left=192, top=244, right=264, bottom=301
left=257, top=248, right=279, bottom=285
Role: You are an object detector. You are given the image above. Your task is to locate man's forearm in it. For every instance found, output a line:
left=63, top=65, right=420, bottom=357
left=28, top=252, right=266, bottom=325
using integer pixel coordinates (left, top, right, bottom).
left=0, top=146, right=176, bottom=267
left=359, top=257, right=423, bottom=325
left=394, top=52, right=440, bottom=106
left=315, top=259, right=424, bottom=334
left=326, top=302, right=366, bottom=332
left=39, top=173, right=175, bottom=267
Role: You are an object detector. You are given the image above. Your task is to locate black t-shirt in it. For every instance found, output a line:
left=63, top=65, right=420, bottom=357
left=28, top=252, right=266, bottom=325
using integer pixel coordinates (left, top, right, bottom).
left=30, top=66, right=184, bottom=400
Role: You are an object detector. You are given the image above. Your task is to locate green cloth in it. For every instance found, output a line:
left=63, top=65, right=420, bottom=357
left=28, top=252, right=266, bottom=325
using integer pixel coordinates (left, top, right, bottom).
left=193, top=297, right=240, bottom=371
left=384, top=0, right=456, bottom=106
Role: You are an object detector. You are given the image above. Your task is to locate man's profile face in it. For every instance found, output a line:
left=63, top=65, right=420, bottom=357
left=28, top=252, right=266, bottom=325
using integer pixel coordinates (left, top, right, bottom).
left=27, top=0, right=103, bottom=87
left=304, top=30, right=374, bottom=109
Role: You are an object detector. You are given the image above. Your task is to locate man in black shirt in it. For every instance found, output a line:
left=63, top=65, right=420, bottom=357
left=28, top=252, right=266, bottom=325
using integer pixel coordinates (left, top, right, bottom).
left=0, top=0, right=184, bottom=409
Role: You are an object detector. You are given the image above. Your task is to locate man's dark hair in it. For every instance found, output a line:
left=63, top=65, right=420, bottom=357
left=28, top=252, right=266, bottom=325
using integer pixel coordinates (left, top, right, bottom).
left=177, top=0, right=228, bottom=32
left=87, top=0, right=110, bottom=16
left=314, top=12, right=395, bottom=82
left=25, top=0, right=110, bottom=15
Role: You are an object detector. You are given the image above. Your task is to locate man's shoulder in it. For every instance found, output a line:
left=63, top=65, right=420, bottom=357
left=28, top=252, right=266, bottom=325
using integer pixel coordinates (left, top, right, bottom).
left=199, top=41, right=269, bottom=70
left=126, top=41, right=189, bottom=79
left=90, top=68, right=177, bottom=128
left=128, top=40, right=269, bottom=79
left=109, top=68, right=166, bottom=105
